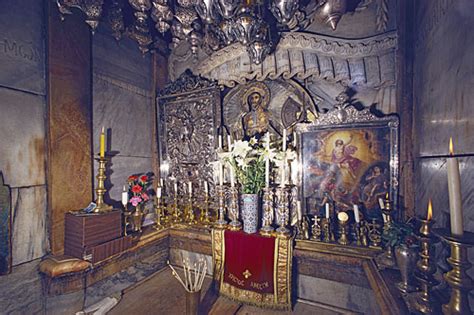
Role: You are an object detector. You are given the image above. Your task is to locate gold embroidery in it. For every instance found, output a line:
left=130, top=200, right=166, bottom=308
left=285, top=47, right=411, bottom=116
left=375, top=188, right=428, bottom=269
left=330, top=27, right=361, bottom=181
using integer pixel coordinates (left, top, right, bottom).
left=243, top=269, right=252, bottom=279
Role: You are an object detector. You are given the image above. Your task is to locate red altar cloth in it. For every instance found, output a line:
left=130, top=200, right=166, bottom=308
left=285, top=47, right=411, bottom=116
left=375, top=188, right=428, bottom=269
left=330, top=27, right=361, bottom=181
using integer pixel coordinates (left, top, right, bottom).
left=223, top=230, right=275, bottom=294
left=212, top=229, right=293, bottom=310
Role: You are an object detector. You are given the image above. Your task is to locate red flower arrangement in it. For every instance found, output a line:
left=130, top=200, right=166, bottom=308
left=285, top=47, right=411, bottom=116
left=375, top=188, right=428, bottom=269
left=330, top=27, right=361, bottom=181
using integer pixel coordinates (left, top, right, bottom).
left=127, top=173, right=153, bottom=207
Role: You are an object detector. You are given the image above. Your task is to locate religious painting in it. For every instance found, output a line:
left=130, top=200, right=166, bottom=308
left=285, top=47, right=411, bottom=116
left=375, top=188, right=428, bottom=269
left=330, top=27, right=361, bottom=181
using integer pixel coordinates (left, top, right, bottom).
left=296, top=105, right=399, bottom=221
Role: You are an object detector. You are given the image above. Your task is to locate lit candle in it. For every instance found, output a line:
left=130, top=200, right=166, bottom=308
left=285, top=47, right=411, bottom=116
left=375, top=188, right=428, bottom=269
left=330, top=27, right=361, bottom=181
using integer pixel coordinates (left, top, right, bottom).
left=265, top=132, right=270, bottom=188
left=427, top=199, right=432, bottom=221
left=99, top=126, right=105, bottom=158
left=204, top=181, right=209, bottom=195
left=353, top=204, right=360, bottom=223
left=188, top=181, right=192, bottom=196
left=157, top=187, right=162, bottom=198
left=121, top=186, right=128, bottom=207
left=296, top=201, right=302, bottom=221
left=447, top=137, right=463, bottom=236
left=174, top=181, right=178, bottom=195
left=282, top=128, right=287, bottom=152
left=378, top=198, right=385, bottom=210
left=325, top=203, right=330, bottom=219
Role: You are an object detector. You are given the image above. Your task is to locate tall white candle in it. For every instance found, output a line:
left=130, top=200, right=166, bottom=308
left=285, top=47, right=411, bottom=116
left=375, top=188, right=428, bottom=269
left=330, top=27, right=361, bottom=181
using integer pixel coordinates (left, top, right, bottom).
left=447, top=137, right=463, bottom=236
left=218, top=134, right=222, bottom=149
left=296, top=201, right=302, bottom=221
left=160, top=178, right=164, bottom=187
left=378, top=198, right=385, bottom=210
left=230, top=166, right=235, bottom=187
left=227, top=134, right=232, bottom=152
left=282, top=129, right=287, bottom=152
left=292, top=131, right=296, bottom=148
left=325, top=203, right=330, bottom=219
left=174, top=181, right=178, bottom=195
left=157, top=187, right=162, bottom=198
left=353, top=204, right=360, bottom=223
left=219, top=162, right=224, bottom=186
left=204, top=181, right=209, bottom=195
left=265, top=132, right=270, bottom=187
left=280, top=160, right=286, bottom=188
left=122, top=186, right=128, bottom=206
left=188, top=181, right=192, bottom=196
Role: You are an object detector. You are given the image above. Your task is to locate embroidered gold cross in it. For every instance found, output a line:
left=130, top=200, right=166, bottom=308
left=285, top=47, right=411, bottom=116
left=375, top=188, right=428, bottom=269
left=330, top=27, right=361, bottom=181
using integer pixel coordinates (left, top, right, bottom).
left=243, top=269, right=252, bottom=279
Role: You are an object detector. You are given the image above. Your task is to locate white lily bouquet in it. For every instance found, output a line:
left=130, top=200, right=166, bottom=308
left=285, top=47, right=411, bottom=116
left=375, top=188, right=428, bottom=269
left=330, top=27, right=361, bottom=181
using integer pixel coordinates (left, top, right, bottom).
left=218, top=133, right=296, bottom=194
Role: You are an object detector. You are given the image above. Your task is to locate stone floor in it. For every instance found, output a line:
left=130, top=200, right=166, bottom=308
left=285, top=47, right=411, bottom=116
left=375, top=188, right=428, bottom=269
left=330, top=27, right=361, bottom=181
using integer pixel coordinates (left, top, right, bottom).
left=109, top=268, right=358, bottom=315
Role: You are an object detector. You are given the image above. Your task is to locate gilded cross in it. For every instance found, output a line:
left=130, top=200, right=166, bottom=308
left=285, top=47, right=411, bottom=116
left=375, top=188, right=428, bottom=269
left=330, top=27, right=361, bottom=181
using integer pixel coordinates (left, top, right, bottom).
left=243, top=269, right=252, bottom=279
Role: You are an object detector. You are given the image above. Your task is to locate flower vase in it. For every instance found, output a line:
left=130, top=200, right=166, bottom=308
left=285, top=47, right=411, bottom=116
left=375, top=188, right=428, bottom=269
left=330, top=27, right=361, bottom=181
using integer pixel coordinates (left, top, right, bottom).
left=394, top=244, right=418, bottom=293
left=132, top=204, right=144, bottom=233
left=241, top=194, right=259, bottom=234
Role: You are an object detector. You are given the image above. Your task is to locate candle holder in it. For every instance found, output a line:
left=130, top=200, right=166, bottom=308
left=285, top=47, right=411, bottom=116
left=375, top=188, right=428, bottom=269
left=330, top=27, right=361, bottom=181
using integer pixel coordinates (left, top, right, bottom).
left=155, top=195, right=164, bottom=230
left=172, top=194, right=181, bottom=224
left=185, top=195, right=197, bottom=225
left=199, top=195, right=212, bottom=225
left=260, top=186, right=274, bottom=236
left=275, top=186, right=290, bottom=237
left=123, top=210, right=132, bottom=236
left=94, top=156, right=113, bottom=212
left=435, top=229, right=474, bottom=315
left=215, top=185, right=227, bottom=228
left=311, top=216, right=322, bottom=241
left=367, top=219, right=382, bottom=248
left=376, top=196, right=396, bottom=269
left=295, top=216, right=310, bottom=240
left=338, top=215, right=350, bottom=246
left=355, top=221, right=369, bottom=247
left=408, top=218, right=440, bottom=314
left=228, top=186, right=242, bottom=231
left=321, top=218, right=334, bottom=242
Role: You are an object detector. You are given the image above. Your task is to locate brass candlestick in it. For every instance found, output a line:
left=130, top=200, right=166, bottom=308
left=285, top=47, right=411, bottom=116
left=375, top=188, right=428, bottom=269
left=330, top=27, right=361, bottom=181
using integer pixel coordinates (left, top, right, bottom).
left=123, top=210, right=132, bottom=236
left=185, top=195, right=197, bottom=225
left=355, top=221, right=369, bottom=247
left=172, top=193, right=181, bottom=224
left=377, top=195, right=396, bottom=268
left=260, top=186, right=274, bottom=236
left=436, top=229, right=474, bottom=315
left=275, top=186, right=290, bottom=236
left=368, top=219, right=382, bottom=248
left=311, top=216, right=322, bottom=241
left=215, top=185, right=227, bottom=228
left=410, top=218, right=439, bottom=314
left=228, top=186, right=242, bottom=231
left=337, top=213, right=350, bottom=245
left=94, top=156, right=113, bottom=212
left=200, top=194, right=211, bottom=225
left=322, top=218, right=334, bottom=242
left=155, top=195, right=164, bottom=230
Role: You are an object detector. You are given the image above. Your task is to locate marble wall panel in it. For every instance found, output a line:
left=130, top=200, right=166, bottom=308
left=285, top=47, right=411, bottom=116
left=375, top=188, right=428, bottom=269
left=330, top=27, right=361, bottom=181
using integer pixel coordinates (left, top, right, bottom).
left=11, top=185, right=48, bottom=265
left=93, top=30, right=152, bottom=92
left=0, top=87, right=46, bottom=188
left=95, top=156, right=153, bottom=205
left=0, top=259, right=43, bottom=314
left=297, top=274, right=380, bottom=314
left=0, top=0, right=45, bottom=95
left=93, top=75, right=153, bottom=158
left=414, top=0, right=474, bottom=156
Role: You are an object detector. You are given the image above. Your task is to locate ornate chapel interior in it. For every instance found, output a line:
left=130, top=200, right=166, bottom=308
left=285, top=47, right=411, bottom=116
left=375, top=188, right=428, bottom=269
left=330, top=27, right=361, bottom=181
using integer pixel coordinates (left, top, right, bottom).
left=1, top=0, right=474, bottom=314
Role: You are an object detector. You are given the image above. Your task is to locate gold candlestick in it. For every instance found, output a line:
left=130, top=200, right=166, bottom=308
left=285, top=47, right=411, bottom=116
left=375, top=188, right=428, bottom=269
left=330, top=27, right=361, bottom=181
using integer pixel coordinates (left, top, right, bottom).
left=260, top=186, right=274, bottom=236
left=155, top=195, right=164, bottom=230
left=322, top=218, right=333, bottom=242
left=311, top=216, right=322, bottom=241
left=199, top=194, right=211, bottom=225
left=215, top=185, right=227, bottom=228
left=185, top=195, right=197, bottom=225
left=337, top=213, right=350, bottom=245
left=436, top=229, right=474, bottom=315
left=94, top=156, right=113, bottom=212
left=228, top=187, right=242, bottom=231
left=275, top=186, right=290, bottom=237
left=410, top=218, right=439, bottom=314
left=172, top=194, right=181, bottom=224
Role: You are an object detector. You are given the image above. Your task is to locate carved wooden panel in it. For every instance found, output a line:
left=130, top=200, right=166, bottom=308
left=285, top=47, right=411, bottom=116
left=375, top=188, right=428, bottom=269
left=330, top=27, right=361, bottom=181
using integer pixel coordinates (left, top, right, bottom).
left=157, top=71, right=221, bottom=197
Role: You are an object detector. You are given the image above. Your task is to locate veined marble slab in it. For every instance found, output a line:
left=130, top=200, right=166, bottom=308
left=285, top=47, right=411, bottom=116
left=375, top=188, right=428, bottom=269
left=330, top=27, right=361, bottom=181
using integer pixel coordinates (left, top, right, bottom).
left=11, top=185, right=48, bottom=265
left=0, top=0, right=45, bottom=95
left=93, top=75, right=153, bottom=158
left=414, top=0, right=474, bottom=156
left=93, top=29, right=152, bottom=92
left=0, top=87, right=46, bottom=188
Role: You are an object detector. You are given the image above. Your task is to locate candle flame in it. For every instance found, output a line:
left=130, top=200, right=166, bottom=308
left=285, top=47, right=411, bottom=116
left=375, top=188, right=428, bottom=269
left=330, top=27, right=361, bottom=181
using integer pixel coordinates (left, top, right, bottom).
left=427, top=199, right=433, bottom=221
left=449, top=137, right=454, bottom=156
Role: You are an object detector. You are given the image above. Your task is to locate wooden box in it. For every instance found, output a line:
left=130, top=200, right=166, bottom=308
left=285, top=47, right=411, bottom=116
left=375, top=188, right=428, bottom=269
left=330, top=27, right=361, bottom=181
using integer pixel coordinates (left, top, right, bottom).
left=83, top=236, right=132, bottom=263
left=64, top=210, right=122, bottom=259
